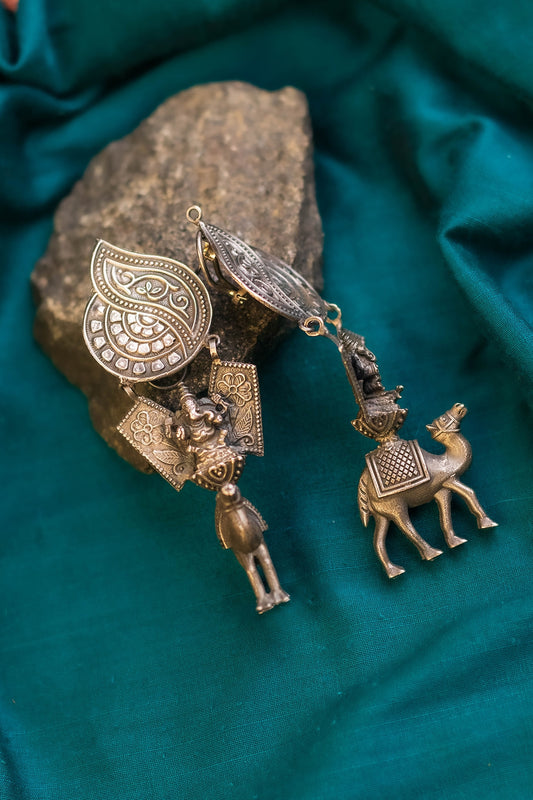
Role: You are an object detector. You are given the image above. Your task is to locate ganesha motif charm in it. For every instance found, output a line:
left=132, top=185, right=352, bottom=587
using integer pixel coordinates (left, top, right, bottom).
left=83, top=239, right=289, bottom=614
left=186, top=205, right=498, bottom=578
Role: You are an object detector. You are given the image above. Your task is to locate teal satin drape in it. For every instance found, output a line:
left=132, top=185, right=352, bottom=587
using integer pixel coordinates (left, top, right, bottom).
left=1, top=1, right=532, bottom=798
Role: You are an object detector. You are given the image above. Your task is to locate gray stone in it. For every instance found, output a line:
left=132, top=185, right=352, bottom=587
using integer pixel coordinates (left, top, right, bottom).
left=32, top=81, right=323, bottom=471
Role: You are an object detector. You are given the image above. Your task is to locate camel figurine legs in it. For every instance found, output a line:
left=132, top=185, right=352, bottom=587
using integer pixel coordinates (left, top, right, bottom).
left=371, top=481, right=496, bottom=578
left=373, top=516, right=405, bottom=578
left=235, top=551, right=274, bottom=614
left=235, top=544, right=290, bottom=614
left=373, top=511, right=442, bottom=579
left=386, top=510, right=443, bottom=563
left=443, top=477, right=498, bottom=530
left=358, top=404, right=499, bottom=576
left=434, top=489, right=468, bottom=548
left=255, top=543, right=290, bottom=606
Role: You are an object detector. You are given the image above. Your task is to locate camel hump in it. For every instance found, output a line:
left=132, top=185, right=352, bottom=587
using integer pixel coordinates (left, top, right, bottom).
left=241, top=498, right=268, bottom=532
left=358, top=472, right=370, bottom=527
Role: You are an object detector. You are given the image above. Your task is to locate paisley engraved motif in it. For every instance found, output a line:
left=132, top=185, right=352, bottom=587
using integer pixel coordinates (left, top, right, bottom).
left=83, top=241, right=212, bottom=381
left=199, top=222, right=327, bottom=323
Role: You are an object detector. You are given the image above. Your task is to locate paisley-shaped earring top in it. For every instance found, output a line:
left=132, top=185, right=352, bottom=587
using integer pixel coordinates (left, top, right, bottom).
left=83, top=240, right=212, bottom=382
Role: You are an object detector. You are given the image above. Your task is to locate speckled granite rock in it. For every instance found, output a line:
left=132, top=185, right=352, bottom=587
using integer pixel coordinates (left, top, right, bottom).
left=32, top=81, right=323, bottom=471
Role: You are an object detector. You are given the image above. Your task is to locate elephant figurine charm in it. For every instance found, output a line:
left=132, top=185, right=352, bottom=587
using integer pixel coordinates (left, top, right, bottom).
left=358, top=403, right=498, bottom=578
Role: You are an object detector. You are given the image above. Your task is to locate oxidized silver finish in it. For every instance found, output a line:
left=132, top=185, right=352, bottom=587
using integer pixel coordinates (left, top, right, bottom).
left=365, top=439, right=430, bottom=498
left=338, top=328, right=408, bottom=441
left=83, top=240, right=212, bottom=381
left=82, top=231, right=289, bottom=614
left=166, top=382, right=246, bottom=492
left=209, top=359, right=264, bottom=457
left=117, top=367, right=289, bottom=613
left=215, top=483, right=289, bottom=614
left=188, top=206, right=328, bottom=323
left=358, top=404, right=498, bottom=578
left=189, top=207, right=498, bottom=580
left=118, top=396, right=195, bottom=491
left=119, top=374, right=256, bottom=494
left=187, top=206, right=407, bottom=440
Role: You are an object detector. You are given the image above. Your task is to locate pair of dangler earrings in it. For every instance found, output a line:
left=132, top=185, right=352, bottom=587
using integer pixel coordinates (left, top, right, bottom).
left=83, top=205, right=497, bottom=614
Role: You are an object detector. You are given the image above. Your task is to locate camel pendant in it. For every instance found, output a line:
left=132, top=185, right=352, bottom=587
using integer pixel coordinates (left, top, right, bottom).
left=358, top=403, right=498, bottom=578
left=215, top=483, right=289, bottom=613
left=335, top=331, right=498, bottom=577
left=118, top=372, right=290, bottom=614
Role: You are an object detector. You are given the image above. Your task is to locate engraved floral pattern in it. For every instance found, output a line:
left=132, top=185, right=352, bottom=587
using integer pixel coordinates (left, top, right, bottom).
left=131, top=410, right=164, bottom=446
left=217, top=372, right=252, bottom=407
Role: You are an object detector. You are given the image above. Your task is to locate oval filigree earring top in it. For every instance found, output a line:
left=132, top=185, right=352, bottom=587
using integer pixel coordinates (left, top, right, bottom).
left=83, top=240, right=212, bottom=381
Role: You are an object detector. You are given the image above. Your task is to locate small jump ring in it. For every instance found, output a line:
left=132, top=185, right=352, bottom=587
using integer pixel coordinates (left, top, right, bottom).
left=325, top=302, right=342, bottom=329
left=119, top=379, right=138, bottom=400
left=186, top=205, right=203, bottom=225
left=207, top=334, right=221, bottom=359
left=300, top=316, right=326, bottom=337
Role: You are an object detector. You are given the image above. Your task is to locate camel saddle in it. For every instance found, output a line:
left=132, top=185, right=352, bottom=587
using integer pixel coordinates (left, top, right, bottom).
left=366, top=438, right=430, bottom=498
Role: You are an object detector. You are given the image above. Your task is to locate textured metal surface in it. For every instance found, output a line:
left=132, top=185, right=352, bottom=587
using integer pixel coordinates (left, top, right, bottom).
left=116, top=357, right=264, bottom=494
left=32, top=83, right=323, bottom=472
left=194, top=211, right=409, bottom=445
left=199, top=221, right=328, bottom=323
left=214, top=493, right=267, bottom=550
left=209, top=359, right=264, bottom=457
left=188, top=212, right=498, bottom=584
left=214, top=484, right=289, bottom=614
left=358, top=404, right=498, bottom=578
left=118, top=386, right=247, bottom=494
left=365, top=439, right=430, bottom=498
left=118, top=396, right=195, bottom=490
left=116, top=375, right=288, bottom=614
left=84, top=241, right=212, bottom=381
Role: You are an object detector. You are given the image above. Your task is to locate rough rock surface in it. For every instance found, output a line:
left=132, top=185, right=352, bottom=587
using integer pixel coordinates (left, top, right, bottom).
left=32, top=82, right=323, bottom=471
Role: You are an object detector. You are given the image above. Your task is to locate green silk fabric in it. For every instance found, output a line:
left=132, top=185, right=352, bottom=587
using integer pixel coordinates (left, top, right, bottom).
left=1, top=1, right=532, bottom=797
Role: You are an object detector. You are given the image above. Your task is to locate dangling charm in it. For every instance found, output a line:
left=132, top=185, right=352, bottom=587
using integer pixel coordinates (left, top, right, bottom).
left=83, top=240, right=289, bottom=613
left=357, top=403, right=498, bottom=577
left=187, top=206, right=498, bottom=578
left=215, top=483, right=289, bottom=614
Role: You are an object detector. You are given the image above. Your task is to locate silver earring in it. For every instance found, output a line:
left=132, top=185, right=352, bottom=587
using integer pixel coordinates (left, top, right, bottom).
left=83, top=237, right=289, bottom=614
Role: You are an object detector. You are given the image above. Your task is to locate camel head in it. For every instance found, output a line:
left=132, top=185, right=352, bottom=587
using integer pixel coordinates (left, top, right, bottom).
left=426, top=403, right=468, bottom=441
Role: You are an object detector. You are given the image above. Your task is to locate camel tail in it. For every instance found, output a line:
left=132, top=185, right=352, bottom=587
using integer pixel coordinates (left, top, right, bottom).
left=358, top=472, right=370, bottom=527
